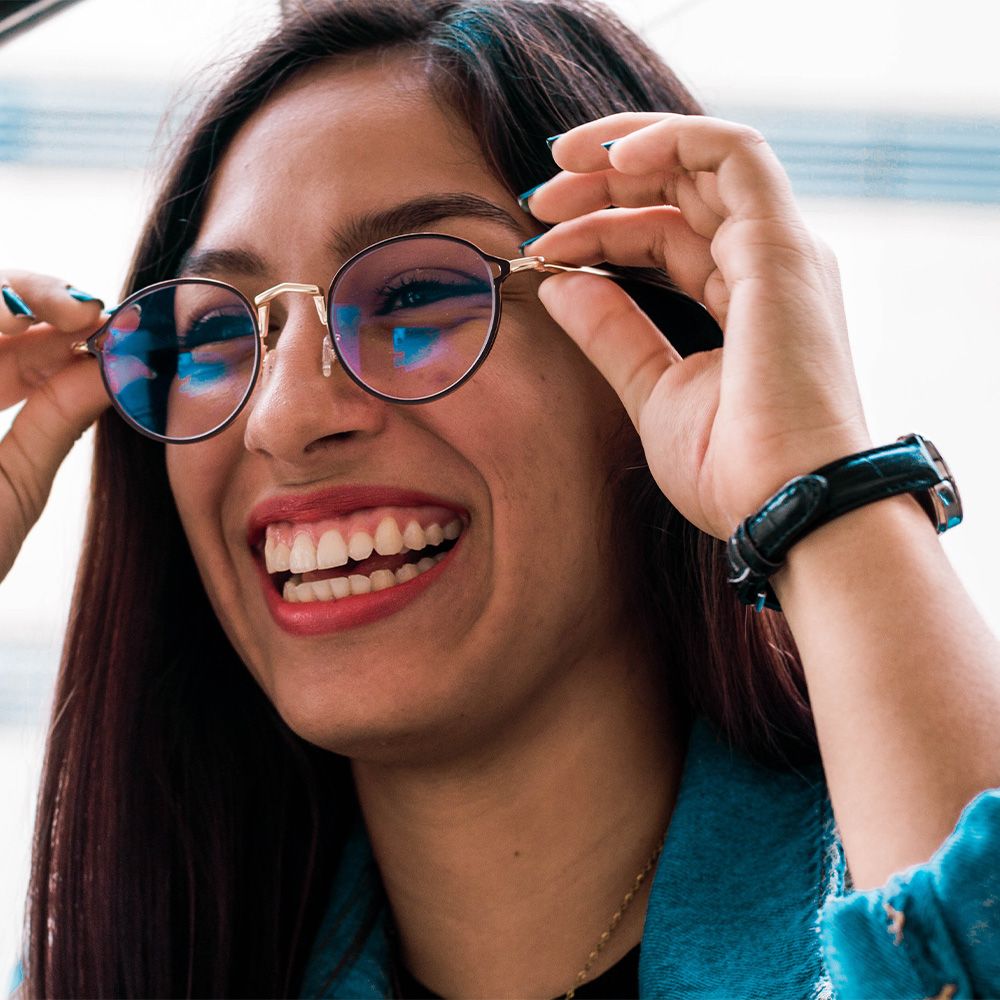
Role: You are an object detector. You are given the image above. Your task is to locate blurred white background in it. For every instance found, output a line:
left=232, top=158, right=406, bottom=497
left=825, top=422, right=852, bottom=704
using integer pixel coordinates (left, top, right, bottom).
left=1, top=0, right=999, bottom=985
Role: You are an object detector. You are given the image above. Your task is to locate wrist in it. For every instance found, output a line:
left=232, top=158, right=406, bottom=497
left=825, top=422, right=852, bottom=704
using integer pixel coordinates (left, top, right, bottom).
left=725, top=434, right=962, bottom=612
left=769, top=491, right=934, bottom=605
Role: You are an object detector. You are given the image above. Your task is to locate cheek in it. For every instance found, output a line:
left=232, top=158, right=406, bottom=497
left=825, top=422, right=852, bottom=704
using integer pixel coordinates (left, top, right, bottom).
left=166, top=434, right=243, bottom=564
left=441, top=309, right=625, bottom=569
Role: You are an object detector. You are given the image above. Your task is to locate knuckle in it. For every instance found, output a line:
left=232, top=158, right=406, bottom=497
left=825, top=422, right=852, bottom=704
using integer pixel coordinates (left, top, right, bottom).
left=732, top=124, right=768, bottom=150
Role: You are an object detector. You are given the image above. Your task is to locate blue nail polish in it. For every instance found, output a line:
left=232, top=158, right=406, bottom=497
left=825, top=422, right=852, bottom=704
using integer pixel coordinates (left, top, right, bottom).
left=66, top=286, right=104, bottom=307
left=518, top=233, right=544, bottom=250
left=545, top=134, right=563, bottom=149
left=601, top=140, right=618, bottom=150
left=516, top=182, right=546, bottom=212
left=2, top=285, right=34, bottom=320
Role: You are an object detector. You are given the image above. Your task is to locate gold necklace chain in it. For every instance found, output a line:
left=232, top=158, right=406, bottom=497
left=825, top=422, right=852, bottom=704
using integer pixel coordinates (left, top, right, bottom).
left=562, top=830, right=668, bottom=1000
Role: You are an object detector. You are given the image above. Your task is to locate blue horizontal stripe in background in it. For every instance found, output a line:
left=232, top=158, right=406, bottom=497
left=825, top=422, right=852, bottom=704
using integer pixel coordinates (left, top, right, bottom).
left=0, top=80, right=998, bottom=203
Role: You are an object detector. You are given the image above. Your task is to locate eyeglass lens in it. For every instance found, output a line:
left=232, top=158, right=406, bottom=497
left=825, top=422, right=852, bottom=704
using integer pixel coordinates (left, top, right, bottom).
left=328, top=235, right=497, bottom=402
left=98, top=281, right=258, bottom=441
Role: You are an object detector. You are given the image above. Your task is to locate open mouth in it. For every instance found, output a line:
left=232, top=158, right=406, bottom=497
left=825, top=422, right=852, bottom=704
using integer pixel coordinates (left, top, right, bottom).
left=259, top=507, right=465, bottom=604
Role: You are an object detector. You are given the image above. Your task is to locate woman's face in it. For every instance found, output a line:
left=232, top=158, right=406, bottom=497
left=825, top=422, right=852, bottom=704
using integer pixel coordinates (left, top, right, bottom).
left=167, top=57, right=637, bottom=761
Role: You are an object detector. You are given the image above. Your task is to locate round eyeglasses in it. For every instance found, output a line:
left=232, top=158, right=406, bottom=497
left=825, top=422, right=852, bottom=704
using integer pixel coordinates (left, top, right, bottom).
left=71, top=232, right=722, bottom=444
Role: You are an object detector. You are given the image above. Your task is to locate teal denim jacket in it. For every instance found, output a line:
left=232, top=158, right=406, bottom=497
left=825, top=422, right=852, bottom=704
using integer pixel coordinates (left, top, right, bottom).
left=299, top=716, right=1000, bottom=1000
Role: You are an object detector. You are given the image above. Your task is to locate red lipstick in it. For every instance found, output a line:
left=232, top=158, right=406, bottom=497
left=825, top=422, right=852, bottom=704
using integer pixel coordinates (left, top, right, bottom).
left=247, top=484, right=469, bottom=637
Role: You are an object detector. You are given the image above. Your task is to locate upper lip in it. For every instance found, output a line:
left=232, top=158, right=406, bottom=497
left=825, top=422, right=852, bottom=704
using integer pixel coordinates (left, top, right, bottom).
left=245, top=484, right=470, bottom=550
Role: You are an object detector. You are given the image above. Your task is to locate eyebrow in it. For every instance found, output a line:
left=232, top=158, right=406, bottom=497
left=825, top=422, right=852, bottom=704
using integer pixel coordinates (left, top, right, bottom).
left=177, top=193, right=525, bottom=278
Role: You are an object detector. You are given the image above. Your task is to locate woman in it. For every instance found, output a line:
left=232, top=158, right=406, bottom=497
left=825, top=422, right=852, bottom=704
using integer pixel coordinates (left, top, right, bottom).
left=2, top=1, right=998, bottom=997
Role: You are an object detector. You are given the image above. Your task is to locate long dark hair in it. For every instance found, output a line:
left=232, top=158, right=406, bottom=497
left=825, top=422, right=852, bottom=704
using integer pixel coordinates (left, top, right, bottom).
left=24, top=1, right=817, bottom=995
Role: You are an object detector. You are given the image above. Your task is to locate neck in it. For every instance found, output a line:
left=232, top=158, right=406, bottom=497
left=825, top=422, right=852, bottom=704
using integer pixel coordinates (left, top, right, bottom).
left=351, top=650, right=688, bottom=1000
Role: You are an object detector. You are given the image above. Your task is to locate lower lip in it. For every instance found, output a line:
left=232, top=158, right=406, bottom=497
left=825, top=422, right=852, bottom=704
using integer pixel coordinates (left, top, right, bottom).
left=257, top=538, right=463, bottom=637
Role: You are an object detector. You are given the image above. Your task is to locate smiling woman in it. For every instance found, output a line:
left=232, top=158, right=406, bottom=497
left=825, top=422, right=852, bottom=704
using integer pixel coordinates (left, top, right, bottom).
left=2, top=1, right=1000, bottom=999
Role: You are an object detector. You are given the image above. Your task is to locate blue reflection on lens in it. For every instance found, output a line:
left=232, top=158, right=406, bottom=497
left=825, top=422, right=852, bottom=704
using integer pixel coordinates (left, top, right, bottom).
left=334, top=304, right=362, bottom=370
left=176, top=353, right=227, bottom=390
left=392, top=326, right=440, bottom=369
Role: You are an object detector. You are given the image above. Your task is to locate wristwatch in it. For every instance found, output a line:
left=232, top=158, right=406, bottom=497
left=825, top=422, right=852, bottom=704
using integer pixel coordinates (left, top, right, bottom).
left=726, top=433, right=962, bottom=613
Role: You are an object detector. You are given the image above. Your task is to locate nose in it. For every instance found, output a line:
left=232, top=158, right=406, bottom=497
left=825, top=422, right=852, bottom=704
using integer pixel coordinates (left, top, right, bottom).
left=242, top=289, right=388, bottom=467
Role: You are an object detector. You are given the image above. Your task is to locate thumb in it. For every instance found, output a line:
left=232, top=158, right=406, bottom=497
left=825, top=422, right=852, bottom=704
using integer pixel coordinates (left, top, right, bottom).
left=536, top=271, right=682, bottom=432
left=0, top=359, right=109, bottom=581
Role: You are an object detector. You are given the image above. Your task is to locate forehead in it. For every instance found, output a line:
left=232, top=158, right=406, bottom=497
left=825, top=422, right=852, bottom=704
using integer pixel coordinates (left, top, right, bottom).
left=198, top=55, right=512, bottom=258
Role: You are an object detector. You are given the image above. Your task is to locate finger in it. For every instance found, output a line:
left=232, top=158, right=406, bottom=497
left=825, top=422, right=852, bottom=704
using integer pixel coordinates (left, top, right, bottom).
left=548, top=112, right=672, bottom=172
left=0, top=270, right=105, bottom=336
left=0, top=283, right=36, bottom=334
left=0, top=358, right=108, bottom=581
left=604, top=115, right=798, bottom=222
left=523, top=167, right=724, bottom=238
left=0, top=320, right=105, bottom=412
left=536, top=271, right=681, bottom=432
left=521, top=205, right=717, bottom=305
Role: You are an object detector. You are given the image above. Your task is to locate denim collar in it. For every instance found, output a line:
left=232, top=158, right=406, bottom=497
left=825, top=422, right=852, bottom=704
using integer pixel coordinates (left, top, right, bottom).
left=299, top=716, right=844, bottom=999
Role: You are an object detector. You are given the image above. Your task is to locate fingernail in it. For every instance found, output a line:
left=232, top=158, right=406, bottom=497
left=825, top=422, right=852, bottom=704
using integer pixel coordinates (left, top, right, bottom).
left=516, top=182, right=546, bottom=212
left=518, top=233, right=544, bottom=250
left=601, top=140, right=619, bottom=150
left=545, top=134, right=563, bottom=149
left=2, top=285, right=35, bottom=320
left=66, top=285, right=104, bottom=307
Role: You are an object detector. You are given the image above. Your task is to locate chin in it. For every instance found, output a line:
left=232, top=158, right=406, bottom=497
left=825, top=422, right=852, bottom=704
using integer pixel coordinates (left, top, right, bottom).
left=259, top=654, right=474, bottom=763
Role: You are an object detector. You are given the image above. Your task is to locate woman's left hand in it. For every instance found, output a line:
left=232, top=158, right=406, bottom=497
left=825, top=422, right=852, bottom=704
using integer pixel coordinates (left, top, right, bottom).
left=525, top=112, right=874, bottom=541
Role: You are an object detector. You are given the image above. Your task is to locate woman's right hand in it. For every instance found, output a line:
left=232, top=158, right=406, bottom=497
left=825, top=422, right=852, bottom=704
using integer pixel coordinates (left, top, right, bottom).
left=0, top=271, right=110, bottom=583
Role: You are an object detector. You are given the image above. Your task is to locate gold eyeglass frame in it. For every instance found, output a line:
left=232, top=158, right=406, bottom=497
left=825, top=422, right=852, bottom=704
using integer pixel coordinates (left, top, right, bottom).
left=68, top=232, right=622, bottom=445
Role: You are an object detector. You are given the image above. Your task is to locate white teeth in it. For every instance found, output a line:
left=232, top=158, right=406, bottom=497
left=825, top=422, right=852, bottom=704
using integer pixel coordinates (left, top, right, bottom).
left=272, top=511, right=465, bottom=605
left=317, top=529, right=349, bottom=569
left=279, top=552, right=446, bottom=603
left=402, top=519, right=426, bottom=551
left=374, top=517, right=404, bottom=556
left=370, top=568, right=396, bottom=591
left=289, top=533, right=318, bottom=574
left=267, top=540, right=292, bottom=574
left=266, top=515, right=464, bottom=575
left=348, top=530, right=374, bottom=562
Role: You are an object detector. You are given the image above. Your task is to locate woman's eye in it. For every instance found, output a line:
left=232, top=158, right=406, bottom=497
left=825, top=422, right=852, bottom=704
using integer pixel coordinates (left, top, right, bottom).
left=374, top=275, right=491, bottom=315
left=180, top=312, right=253, bottom=346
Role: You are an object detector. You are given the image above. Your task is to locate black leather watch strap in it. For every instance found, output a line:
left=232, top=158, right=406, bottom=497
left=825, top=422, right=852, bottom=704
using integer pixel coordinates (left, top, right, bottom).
left=726, top=433, right=962, bottom=612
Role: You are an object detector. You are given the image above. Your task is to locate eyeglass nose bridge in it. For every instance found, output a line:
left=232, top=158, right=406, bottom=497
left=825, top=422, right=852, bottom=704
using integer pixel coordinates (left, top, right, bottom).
left=253, top=282, right=337, bottom=377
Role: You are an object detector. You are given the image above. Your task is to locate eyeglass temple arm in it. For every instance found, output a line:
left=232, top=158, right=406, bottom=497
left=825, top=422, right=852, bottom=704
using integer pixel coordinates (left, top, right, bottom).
left=508, top=256, right=616, bottom=279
